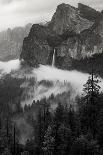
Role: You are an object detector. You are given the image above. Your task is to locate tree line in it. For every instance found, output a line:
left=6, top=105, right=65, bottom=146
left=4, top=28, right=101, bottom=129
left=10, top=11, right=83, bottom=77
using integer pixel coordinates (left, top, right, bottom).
left=1, top=70, right=103, bottom=154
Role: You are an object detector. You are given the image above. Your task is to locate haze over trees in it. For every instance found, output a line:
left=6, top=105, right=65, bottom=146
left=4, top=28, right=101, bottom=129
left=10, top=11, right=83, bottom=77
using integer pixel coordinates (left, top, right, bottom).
left=0, top=67, right=103, bottom=155
left=1, top=2, right=103, bottom=155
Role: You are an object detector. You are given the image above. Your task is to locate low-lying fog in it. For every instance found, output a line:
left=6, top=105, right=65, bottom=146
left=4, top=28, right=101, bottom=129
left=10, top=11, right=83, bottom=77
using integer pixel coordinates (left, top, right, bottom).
left=0, top=59, right=21, bottom=73
left=34, top=65, right=89, bottom=92
left=1, top=59, right=103, bottom=144
left=0, top=59, right=103, bottom=106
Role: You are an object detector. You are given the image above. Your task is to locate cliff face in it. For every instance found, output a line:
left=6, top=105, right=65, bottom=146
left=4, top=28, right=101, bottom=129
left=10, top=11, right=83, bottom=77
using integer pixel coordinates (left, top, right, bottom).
left=21, top=3, right=103, bottom=69
left=20, top=24, right=52, bottom=66
left=78, top=3, right=100, bottom=21
left=0, top=23, right=32, bottom=61
left=49, top=3, right=93, bottom=34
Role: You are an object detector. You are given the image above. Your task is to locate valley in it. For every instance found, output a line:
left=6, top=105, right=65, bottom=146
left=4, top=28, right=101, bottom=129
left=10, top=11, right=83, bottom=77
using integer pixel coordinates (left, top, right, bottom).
left=0, top=2, right=103, bottom=155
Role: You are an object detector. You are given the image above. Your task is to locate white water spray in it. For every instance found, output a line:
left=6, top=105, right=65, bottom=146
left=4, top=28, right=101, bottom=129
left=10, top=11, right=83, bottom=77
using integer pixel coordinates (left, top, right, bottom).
left=52, top=48, right=55, bottom=67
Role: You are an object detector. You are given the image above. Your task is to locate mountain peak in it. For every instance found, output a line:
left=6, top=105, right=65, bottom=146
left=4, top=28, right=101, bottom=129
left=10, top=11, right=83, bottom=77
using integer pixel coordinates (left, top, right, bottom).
left=78, top=3, right=100, bottom=21
left=57, top=3, right=76, bottom=10
left=21, top=3, right=103, bottom=69
left=49, top=3, right=93, bottom=34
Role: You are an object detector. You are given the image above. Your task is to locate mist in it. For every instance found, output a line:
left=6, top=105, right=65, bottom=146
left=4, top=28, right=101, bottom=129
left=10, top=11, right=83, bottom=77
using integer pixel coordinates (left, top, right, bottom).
left=1, top=59, right=103, bottom=144
left=14, top=117, right=34, bottom=144
left=0, top=59, right=103, bottom=106
left=33, top=65, right=89, bottom=93
left=0, top=59, right=20, bottom=73
left=20, top=64, right=90, bottom=106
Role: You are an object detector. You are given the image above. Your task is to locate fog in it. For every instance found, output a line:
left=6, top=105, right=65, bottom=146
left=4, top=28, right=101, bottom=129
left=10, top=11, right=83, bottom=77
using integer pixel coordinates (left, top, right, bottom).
left=2, top=59, right=100, bottom=144
left=14, top=117, right=34, bottom=144
left=21, top=64, right=90, bottom=106
left=33, top=65, right=90, bottom=93
left=0, top=59, right=20, bottom=73
left=0, top=59, right=89, bottom=92
left=0, top=59, right=103, bottom=105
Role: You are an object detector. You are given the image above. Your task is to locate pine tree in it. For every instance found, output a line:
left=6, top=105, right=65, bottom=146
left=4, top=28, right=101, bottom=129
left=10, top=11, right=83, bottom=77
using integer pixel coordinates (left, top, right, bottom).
left=1, top=148, right=12, bottom=155
left=70, top=135, right=98, bottom=155
left=0, top=122, right=13, bottom=154
left=80, top=68, right=101, bottom=137
left=97, top=109, right=103, bottom=148
left=57, top=124, right=73, bottom=155
left=54, top=103, right=64, bottom=125
left=35, top=104, right=51, bottom=155
left=83, top=71, right=100, bottom=98
left=43, top=126, right=55, bottom=155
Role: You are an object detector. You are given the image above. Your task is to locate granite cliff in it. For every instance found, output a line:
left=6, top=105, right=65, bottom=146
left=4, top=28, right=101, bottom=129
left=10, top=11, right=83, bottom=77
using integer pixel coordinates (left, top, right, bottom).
left=0, top=23, right=32, bottom=61
left=21, top=3, right=103, bottom=69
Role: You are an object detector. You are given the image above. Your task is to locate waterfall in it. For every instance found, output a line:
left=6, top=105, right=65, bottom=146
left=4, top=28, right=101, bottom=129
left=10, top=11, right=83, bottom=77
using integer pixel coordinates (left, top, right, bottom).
left=52, top=48, right=55, bottom=67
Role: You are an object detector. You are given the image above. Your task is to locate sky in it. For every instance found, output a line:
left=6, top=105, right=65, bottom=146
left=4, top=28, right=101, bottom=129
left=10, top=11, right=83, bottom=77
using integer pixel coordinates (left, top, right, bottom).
left=0, top=0, right=103, bottom=31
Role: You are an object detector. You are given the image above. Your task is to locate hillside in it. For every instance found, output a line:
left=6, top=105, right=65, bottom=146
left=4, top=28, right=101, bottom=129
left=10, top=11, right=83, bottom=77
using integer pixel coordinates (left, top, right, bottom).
left=0, top=23, right=32, bottom=61
left=20, top=3, right=103, bottom=70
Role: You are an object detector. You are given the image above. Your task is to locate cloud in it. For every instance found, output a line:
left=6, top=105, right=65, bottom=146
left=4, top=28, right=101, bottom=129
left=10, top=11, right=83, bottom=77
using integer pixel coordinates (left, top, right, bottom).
left=0, top=59, right=20, bottom=73
left=0, top=0, right=102, bottom=31
left=0, top=0, right=13, bottom=4
left=33, top=65, right=89, bottom=92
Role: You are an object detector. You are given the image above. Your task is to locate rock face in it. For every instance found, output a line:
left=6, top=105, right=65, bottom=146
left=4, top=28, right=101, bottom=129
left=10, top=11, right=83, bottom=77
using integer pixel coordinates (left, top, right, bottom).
left=21, top=3, right=103, bottom=69
left=20, top=24, right=52, bottom=66
left=49, top=3, right=93, bottom=34
left=78, top=3, right=100, bottom=21
left=0, top=23, right=32, bottom=61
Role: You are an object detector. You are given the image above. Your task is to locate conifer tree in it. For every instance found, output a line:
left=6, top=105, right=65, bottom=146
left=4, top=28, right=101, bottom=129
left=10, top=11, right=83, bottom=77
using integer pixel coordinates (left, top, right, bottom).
left=43, top=126, right=55, bottom=155
left=80, top=66, right=101, bottom=137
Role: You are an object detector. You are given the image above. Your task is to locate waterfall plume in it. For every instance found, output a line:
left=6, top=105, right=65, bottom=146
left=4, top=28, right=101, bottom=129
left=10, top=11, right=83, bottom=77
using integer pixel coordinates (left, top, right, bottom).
left=52, top=48, right=55, bottom=67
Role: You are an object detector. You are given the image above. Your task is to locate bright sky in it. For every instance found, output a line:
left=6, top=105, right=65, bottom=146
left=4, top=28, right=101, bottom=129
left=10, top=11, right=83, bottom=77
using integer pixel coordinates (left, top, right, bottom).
left=0, top=0, right=102, bottom=31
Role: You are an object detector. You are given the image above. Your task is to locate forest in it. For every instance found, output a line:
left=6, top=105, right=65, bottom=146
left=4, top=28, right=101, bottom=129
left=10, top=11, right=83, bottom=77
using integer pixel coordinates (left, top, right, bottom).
left=0, top=69, right=103, bottom=155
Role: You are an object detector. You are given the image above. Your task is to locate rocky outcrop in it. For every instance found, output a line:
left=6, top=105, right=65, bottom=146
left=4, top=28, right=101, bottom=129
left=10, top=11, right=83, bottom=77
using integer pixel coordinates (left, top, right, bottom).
left=20, top=24, right=52, bottom=66
left=78, top=3, right=100, bottom=21
left=0, top=23, right=32, bottom=61
left=49, top=3, right=93, bottom=34
left=21, top=3, right=103, bottom=69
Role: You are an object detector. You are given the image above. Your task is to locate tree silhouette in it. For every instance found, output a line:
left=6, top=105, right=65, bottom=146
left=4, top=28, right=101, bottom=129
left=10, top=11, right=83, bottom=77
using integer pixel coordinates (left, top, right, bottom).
left=80, top=66, right=101, bottom=137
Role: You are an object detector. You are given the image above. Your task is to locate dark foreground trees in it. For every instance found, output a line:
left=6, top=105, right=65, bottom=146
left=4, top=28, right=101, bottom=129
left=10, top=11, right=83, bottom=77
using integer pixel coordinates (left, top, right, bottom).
left=1, top=71, right=103, bottom=155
